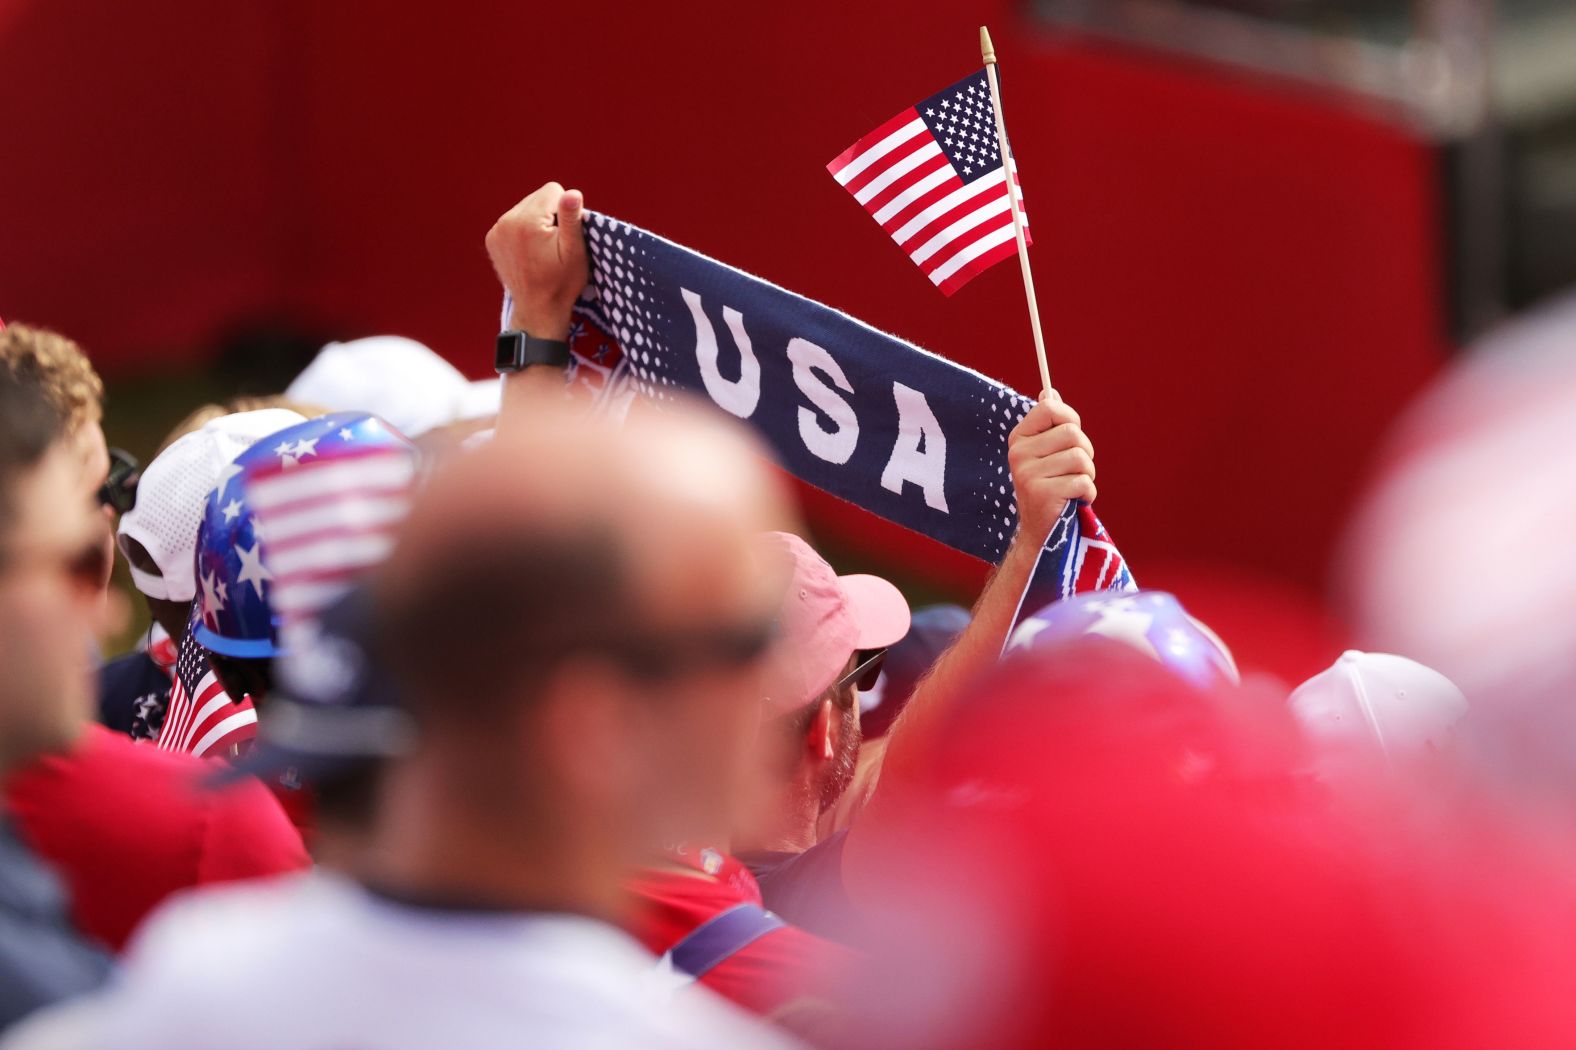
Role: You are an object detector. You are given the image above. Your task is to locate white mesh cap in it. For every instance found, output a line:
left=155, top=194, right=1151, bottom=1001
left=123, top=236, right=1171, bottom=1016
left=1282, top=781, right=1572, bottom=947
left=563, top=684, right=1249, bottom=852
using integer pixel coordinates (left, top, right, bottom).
left=117, top=408, right=308, bottom=602
left=285, top=336, right=480, bottom=438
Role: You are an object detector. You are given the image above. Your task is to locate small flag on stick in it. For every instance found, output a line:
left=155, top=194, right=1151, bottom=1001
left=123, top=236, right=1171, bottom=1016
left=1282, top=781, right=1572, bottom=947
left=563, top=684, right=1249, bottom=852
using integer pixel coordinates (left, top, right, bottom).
left=828, top=27, right=1050, bottom=394
left=157, top=607, right=257, bottom=758
left=827, top=68, right=1029, bottom=298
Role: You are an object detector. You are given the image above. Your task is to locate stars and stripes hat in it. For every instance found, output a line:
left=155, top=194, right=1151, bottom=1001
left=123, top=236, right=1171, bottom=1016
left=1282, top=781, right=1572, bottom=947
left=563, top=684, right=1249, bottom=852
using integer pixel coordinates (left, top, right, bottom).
left=760, top=532, right=912, bottom=715
left=118, top=409, right=307, bottom=602
left=192, top=412, right=417, bottom=659
left=1006, top=591, right=1240, bottom=692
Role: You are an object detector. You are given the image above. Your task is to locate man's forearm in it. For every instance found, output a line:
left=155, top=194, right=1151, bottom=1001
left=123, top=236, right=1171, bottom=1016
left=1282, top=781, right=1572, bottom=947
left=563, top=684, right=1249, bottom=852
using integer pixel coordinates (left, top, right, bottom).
left=497, top=366, right=569, bottom=436
left=495, top=305, right=574, bottom=435
left=486, top=184, right=588, bottom=436
left=864, top=530, right=1043, bottom=803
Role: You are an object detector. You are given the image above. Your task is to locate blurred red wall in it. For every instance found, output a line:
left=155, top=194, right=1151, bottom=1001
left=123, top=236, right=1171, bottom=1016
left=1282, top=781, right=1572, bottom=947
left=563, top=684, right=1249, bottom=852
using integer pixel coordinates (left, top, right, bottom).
left=0, top=0, right=1446, bottom=674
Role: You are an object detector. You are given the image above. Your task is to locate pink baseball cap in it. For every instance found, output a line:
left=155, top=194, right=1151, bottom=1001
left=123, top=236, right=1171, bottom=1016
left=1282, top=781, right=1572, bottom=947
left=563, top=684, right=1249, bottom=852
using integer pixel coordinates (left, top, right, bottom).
left=761, top=531, right=912, bottom=715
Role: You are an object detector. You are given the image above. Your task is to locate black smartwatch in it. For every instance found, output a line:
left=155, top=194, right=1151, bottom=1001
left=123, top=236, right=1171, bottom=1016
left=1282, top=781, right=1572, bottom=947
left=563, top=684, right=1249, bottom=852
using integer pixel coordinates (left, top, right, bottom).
left=495, top=330, right=571, bottom=374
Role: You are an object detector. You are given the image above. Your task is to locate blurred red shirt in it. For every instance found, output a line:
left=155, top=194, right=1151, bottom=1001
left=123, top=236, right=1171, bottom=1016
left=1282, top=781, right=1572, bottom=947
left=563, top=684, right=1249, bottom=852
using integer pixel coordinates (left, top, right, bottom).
left=5, top=725, right=310, bottom=951
left=625, top=849, right=851, bottom=1036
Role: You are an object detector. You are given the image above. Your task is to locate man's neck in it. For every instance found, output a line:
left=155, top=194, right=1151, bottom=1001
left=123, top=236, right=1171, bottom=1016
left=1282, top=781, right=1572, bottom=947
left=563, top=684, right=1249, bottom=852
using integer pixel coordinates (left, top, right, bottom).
left=737, top=780, right=820, bottom=856
left=359, top=757, right=626, bottom=923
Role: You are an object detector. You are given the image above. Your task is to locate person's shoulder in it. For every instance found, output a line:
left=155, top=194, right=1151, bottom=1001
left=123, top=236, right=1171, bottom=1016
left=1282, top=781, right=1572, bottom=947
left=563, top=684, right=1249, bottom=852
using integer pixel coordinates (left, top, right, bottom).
left=6, top=876, right=343, bottom=1050
left=115, top=874, right=347, bottom=1001
left=28, top=726, right=287, bottom=822
left=42, top=724, right=191, bottom=782
left=696, top=915, right=856, bottom=1032
left=126, top=870, right=325, bottom=964
left=496, top=914, right=794, bottom=1048
left=744, top=919, right=854, bottom=969
left=5, top=725, right=176, bottom=809
left=650, top=983, right=803, bottom=1050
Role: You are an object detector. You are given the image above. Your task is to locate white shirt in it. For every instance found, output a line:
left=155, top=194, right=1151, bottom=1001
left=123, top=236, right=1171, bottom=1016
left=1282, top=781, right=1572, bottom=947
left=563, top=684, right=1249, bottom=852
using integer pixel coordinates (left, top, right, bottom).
left=4, top=872, right=793, bottom=1050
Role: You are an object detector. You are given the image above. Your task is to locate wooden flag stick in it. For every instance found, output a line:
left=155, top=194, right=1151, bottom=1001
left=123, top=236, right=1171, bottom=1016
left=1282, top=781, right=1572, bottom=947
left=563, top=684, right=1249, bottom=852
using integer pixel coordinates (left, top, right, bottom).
left=981, top=25, right=1052, bottom=395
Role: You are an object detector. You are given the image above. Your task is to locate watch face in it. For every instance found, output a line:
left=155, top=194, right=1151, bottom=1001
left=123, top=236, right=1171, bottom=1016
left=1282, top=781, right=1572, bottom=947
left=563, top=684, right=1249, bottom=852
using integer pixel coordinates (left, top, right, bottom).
left=494, top=332, right=520, bottom=372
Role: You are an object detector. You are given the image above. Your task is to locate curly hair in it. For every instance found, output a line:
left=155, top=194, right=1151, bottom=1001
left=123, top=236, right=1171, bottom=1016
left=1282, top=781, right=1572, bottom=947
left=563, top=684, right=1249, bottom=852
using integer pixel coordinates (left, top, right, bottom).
left=0, top=323, right=103, bottom=433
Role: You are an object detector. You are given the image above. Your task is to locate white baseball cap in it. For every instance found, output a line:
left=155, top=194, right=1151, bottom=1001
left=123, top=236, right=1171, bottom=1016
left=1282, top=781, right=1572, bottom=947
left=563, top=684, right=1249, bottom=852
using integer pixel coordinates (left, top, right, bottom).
left=458, top=378, right=503, bottom=421
left=1288, top=650, right=1467, bottom=764
left=117, top=408, right=307, bottom=602
left=286, top=336, right=495, bottom=438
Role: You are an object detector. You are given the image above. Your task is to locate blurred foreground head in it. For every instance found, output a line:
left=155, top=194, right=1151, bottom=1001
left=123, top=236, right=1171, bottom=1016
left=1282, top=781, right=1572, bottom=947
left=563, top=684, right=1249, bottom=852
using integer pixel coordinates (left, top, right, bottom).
left=1343, top=291, right=1576, bottom=789
left=371, top=396, right=795, bottom=879
left=839, top=642, right=1576, bottom=1049
left=0, top=349, right=107, bottom=771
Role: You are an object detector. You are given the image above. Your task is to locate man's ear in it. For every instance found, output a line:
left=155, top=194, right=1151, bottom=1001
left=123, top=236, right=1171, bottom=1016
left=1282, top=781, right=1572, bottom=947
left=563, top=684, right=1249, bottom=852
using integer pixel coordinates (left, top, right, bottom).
left=806, top=697, right=836, bottom=762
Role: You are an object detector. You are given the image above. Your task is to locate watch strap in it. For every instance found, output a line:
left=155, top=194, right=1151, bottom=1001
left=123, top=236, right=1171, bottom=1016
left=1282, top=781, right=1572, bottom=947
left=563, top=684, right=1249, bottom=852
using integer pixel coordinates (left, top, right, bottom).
left=496, top=330, right=571, bottom=374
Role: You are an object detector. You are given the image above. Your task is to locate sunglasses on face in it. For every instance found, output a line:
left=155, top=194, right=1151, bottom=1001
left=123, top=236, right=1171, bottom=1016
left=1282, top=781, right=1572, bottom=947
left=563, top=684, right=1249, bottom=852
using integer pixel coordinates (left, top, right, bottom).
left=831, top=648, right=888, bottom=696
left=0, top=535, right=110, bottom=595
left=603, top=617, right=778, bottom=682
left=97, top=448, right=140, bottom=516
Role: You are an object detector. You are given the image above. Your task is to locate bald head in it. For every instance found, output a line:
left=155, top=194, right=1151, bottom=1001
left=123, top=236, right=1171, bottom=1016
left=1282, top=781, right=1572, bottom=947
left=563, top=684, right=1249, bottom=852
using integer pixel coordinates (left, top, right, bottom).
left=376, top=396, right=795, bottom=718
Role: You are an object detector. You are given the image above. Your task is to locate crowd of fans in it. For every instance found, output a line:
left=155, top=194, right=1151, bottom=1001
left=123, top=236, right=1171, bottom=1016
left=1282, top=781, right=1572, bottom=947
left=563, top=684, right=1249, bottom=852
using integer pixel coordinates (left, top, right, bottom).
left=0, top=181, right=1573, bottom=1047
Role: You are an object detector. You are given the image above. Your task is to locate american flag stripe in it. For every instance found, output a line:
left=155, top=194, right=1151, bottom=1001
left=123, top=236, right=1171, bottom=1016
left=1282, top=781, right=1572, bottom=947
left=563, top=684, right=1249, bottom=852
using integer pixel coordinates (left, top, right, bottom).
left=180, top=690, right=235, bottom=749
left=247, top=455, right=414, bottom=514
left=871, top=163, right=955, bottom=225
left=829, top=68, right=1030, bottom=296
left=190, top=710, right=259, bottom=758
left=829, top=114, right=926, bottom=186
left=248, top=446, right=416, bottom=633
left=890, top=166, right=1018, bottom=243
left=854, top=142, right=944, bottom=206
left=910, top=193, right=1012, bottom=265
left=157, top=607, right=258, bottom=758
left=263, top=532, right=395, bottom=577
left=931, top=225, right=1019, bottom=285
left=259, top=498, right=409, bottom=551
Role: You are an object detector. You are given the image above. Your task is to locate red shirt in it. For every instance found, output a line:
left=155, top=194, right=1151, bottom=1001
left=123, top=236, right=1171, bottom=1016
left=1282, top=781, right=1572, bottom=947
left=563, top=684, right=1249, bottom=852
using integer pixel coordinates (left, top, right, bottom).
left=4, top=725, right=310, bottom=951
left=625, top=849, right=853, bottom=1037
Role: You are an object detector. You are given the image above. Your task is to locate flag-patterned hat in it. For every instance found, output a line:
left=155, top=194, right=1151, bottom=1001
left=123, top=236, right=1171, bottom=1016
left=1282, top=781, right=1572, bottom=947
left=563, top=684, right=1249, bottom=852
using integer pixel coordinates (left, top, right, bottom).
left=1006, top=591, right=1239, bottom=692
left=192, top=412, right=416, bottom=659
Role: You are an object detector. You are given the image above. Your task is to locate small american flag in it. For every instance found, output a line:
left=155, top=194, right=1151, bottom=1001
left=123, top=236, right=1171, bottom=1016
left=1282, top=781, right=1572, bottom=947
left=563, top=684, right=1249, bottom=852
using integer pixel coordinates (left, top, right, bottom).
left=1007, top=502, right=1136, bottom=640
left=246, top=443, right=417, bottom=635
left=157, top=607, right=257, bottom=757
left=828, top=68, right=1028, bottom=296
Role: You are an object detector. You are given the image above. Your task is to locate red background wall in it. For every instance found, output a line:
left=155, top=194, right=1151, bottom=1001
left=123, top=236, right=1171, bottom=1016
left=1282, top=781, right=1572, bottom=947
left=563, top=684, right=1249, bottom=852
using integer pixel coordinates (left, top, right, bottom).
left=0, top=0, right=1446, bottom=681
